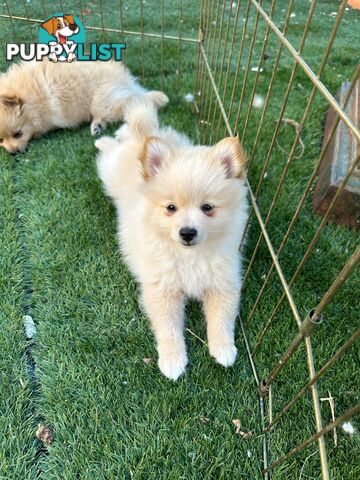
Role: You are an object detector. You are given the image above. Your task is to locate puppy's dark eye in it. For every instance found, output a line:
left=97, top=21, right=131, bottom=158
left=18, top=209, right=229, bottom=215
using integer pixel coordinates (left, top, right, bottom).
left=13, top=130, right=23, bottom=139
left=201, top=204, right=214, bottom=213
left=166, top=204, right=177, bottom=213
left=57, top=23, right=62, bottom=29
left=0, top=139, right=3, bottom=143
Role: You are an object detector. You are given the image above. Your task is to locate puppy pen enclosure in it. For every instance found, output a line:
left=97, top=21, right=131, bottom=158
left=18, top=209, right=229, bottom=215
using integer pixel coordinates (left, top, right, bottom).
left=0, top=1, right=359, bottom=478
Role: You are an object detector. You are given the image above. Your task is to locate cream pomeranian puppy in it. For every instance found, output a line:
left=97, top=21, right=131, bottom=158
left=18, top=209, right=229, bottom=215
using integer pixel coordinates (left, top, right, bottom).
left=96, top=103, right=248, bottom=380
left=0, top=59, right=168, bottom=153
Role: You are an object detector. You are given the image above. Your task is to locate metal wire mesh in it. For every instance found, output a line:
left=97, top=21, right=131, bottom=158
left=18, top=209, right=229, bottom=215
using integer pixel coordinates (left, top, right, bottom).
left=0, top=1, right=358, bottom=478
left=195, top=2, right=359, bottom=478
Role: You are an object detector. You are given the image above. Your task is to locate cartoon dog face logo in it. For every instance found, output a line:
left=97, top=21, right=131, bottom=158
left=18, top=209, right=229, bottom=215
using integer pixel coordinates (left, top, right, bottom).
left=41, top=15, right=79, bottom=44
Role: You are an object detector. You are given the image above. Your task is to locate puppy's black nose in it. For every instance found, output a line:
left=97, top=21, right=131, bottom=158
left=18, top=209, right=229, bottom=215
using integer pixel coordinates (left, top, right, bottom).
left=179, top=227, right=197, bottom=242
left=69, top=24, right=78, bottom=31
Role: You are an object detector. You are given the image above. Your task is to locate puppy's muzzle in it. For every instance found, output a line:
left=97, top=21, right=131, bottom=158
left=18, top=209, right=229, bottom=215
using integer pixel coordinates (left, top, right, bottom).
left=179, top=227, right=197, bottom=246
left=8, top=147, right=22, bottom=154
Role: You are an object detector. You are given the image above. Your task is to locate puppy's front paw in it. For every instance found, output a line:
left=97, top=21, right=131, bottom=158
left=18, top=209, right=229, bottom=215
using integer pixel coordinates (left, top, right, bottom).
left=158, top=351, right=188, bottom=381
left=91, top=121, right=106, bottom=136
left=209, top=342, right=237, bottom=367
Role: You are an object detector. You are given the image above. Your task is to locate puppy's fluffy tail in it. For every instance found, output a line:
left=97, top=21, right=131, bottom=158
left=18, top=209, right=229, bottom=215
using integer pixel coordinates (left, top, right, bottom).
left=146, top=90, right=169, bottom=109
left=121, top=94, right=167, bottom=139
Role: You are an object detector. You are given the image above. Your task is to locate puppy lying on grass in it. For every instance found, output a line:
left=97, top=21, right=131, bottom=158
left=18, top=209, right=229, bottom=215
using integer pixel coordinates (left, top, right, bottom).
left=0, top=60, right=168, bottom=153
left=96, top=103, right=248, bottom=380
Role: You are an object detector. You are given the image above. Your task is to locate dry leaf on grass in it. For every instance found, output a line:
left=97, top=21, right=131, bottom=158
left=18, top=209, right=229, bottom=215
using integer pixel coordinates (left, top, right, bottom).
left=143, top=357, right=152, bottom=365
left=81, top=9, right=92, bottom=15
left=239, top=430, right=253, bottom=440
left=200, top=416, right=210, bottom=423
left=36, top=424, right=54, bottom=445
left=232, top=419, right=253, bottom=439
left=232, top=419, right=241, bottom=433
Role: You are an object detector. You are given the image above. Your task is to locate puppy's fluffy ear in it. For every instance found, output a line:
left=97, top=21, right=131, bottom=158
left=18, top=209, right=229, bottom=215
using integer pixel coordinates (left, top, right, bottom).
left=140, top=137, right=170, bottom=179
left=0, top=95, right=23, bottom=110
left=41, top=17, right=57, bottom=35
left=212, top=136, right=246, bottom=178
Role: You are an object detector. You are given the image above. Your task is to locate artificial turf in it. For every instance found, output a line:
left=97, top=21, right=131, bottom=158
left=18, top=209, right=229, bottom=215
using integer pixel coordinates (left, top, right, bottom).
left=0, top=1, right=359, bottom=479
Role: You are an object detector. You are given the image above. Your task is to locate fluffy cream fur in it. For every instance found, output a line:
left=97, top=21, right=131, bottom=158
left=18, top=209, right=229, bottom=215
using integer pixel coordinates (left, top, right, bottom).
left=96, top=103, right=248, bottom=380
left=0, top=60, right=168, bottom=153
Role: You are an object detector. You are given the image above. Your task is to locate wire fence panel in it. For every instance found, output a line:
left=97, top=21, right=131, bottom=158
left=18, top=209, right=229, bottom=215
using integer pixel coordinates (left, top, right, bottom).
left=196, top=2, right=359, bottom=478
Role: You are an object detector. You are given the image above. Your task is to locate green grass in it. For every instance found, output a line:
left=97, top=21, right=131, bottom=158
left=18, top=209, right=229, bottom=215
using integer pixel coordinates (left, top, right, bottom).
left=0, top=1, right=359, bottom=479
left=0, top=157, right=38, bottom=478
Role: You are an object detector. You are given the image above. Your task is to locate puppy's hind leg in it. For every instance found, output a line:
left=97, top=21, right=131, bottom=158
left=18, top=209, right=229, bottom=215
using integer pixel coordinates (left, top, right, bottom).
left=90, top=92, right=113, bottom=135
left=90, top=118, right=107, bottom=136
left=90, top=87, right=128, bottom=136
left=141, top=284, right=187, bottom=381
left=90, top=98, right=128, bottom=136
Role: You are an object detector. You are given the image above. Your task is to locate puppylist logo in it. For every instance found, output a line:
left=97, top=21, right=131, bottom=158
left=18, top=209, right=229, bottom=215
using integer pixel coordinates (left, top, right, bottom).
left=6, top=13, right=126, bottom=62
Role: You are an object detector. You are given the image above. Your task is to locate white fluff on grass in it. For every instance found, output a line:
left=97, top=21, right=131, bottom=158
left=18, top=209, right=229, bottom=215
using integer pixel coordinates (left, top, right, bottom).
left=252, top=94, right=265, bottom=109
left=342, top=421, right=356, bottom=435
left=23, top=315, right=36, bottom=339
left=184, top=93, right=195, bottom=103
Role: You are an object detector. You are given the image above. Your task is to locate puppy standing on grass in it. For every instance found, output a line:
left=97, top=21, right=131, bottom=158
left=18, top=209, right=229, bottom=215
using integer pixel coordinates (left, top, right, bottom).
left=0, top=60, right=168, bottom=153
left=96, top=104, right=248, bottom=380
